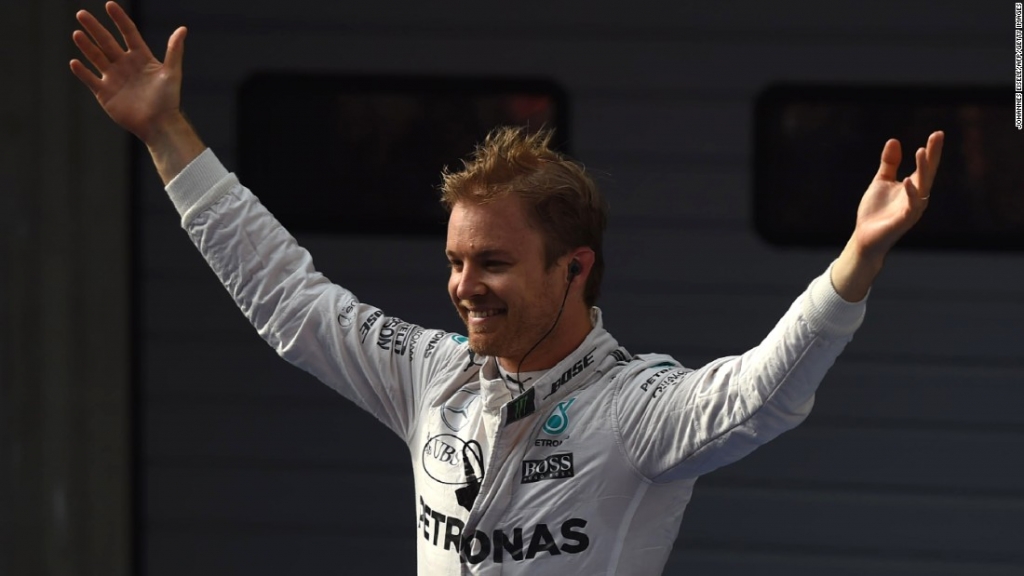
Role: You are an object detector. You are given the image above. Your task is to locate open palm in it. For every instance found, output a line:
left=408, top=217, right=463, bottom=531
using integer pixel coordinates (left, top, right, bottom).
left=70, top=2, right=186, bottom=141
left=852, top=132, right=944, bottom=258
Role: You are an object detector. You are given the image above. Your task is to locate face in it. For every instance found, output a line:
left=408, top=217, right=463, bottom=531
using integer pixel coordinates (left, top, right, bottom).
left=446, top=196, right=566, bottom=362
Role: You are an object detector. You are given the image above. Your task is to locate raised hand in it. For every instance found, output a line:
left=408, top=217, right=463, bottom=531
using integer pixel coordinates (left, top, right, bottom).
left=830, top=131, right=944, bottom=302
left=70, top=1, right=186, bottom=142
left=851, top=132, right=945, bottom=259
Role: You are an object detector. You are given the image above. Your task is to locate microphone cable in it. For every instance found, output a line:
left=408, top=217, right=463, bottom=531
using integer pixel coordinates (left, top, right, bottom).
left=514, top=262, right=579, bottom=394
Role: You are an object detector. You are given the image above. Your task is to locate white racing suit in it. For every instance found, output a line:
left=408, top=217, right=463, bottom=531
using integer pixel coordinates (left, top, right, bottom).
left=167, top=149, right=867, bottom=575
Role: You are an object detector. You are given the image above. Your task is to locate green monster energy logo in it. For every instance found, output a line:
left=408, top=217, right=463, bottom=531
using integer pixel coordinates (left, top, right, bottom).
left=505, top=388, right=536, bottom=426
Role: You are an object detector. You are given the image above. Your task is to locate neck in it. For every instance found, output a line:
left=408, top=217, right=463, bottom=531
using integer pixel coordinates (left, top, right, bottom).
left=497, top=303, right=593, bottom=373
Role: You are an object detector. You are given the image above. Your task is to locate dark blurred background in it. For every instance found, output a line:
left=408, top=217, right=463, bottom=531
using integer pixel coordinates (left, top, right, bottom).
left=2, top=1, right=1022, bottom=575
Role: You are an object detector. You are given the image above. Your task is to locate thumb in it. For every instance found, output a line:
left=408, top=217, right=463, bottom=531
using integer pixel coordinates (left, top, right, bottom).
left=164, top=26, right=187, bottom=72
left=875, top=138, right=902, bottom=182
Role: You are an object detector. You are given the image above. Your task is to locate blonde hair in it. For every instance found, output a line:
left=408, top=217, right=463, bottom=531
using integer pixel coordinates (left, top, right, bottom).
left=440, top=126, right=608, bottom=306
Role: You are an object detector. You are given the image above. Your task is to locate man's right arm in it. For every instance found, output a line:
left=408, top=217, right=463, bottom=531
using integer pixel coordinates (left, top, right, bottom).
left=166, top=150, right=463, bottom=440
left=70, top=2, right=468, bottom=440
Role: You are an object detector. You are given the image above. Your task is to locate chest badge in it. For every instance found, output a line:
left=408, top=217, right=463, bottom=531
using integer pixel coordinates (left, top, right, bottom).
left=441, top=386, right=479, bottom=432
left=542, top=397, right=576, bottom=435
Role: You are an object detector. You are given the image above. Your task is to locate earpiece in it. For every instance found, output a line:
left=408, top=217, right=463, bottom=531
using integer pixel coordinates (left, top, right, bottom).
left=568, top=259, right=582, bottom=280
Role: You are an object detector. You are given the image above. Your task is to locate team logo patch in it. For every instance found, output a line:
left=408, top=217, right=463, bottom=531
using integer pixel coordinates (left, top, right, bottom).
left=441, top=386, right=479, bottom=432
left=542, top=349, right=595, bottom=399
left=335, top=298, right=357, bottom=328
left=422, top=434, right=479, bottom=486
left=522, top=453, right=575, bottom=484
left=505, top=387, right=536, bottom=426
left=542, top=398, right=576, bottom=435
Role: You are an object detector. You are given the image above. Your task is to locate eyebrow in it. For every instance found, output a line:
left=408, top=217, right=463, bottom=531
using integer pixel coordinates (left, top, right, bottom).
left=445, top=249, right=516, bottom=260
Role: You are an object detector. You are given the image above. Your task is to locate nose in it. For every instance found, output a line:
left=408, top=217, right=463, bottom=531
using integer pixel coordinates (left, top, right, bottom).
left=454, top=264, right=486, bottom=301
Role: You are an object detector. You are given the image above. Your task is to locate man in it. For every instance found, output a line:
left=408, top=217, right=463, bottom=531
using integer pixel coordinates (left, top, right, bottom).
left=70, top=3, right=943, bottom=574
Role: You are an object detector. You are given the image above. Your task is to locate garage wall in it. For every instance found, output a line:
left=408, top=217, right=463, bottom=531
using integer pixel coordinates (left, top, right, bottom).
left=136, top=2, right=1022, bottom=574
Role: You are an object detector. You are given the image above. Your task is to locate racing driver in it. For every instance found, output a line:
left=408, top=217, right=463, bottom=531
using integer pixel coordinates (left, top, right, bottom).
left=70, top=3, right=944, bottom=575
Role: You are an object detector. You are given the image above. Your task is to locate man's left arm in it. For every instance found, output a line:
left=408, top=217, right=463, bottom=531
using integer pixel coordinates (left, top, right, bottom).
left=612, top=132, right=944, bottom=482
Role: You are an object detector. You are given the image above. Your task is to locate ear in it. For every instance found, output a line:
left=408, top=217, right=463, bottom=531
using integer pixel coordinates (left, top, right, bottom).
left=566, top=248, right=596, bottom=285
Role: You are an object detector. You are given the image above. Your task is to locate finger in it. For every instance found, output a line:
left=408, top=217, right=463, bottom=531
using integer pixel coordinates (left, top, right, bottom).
left=106, top=1, right=149, bottom=54
left=875, top=138, right=902, bottom=182
left=69, top=59, right=103, bottom=95
left=76, top=9, right=125, bottom=63
left=903, top=176, right=927, bottom=206
left=72, top=29, right=110, bottom=72
left=911, top=147, right=928, bottom=198
left=164, top=27, right=188, bottom=72
left=923, top=130, right=944, bottom=191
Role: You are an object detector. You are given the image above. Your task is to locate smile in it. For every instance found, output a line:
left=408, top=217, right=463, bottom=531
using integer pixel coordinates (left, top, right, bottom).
left=468, top=309, right=505, bottom=319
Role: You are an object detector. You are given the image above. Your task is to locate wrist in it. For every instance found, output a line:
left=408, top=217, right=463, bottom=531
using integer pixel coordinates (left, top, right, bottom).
left=831, top=239, right=885, bottom=303
left=842, top=237, right=886, bottom=273
left=143, top=112, right=207, bottom=185
left=141, top=110, right=191, bottom=147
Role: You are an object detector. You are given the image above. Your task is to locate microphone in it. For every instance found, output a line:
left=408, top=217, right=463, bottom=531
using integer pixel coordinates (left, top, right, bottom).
left=455, top=440, right=484, bottom=511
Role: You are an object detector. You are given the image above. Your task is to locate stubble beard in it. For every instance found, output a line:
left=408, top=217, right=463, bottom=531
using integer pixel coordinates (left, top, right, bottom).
left=463, top=292, right=562, bottom=363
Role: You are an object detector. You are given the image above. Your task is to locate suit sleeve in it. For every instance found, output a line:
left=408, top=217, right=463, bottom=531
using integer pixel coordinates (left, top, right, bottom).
left=165, top=149, right=462, bottom=443
left=612, top=266, right=866, bottom=482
